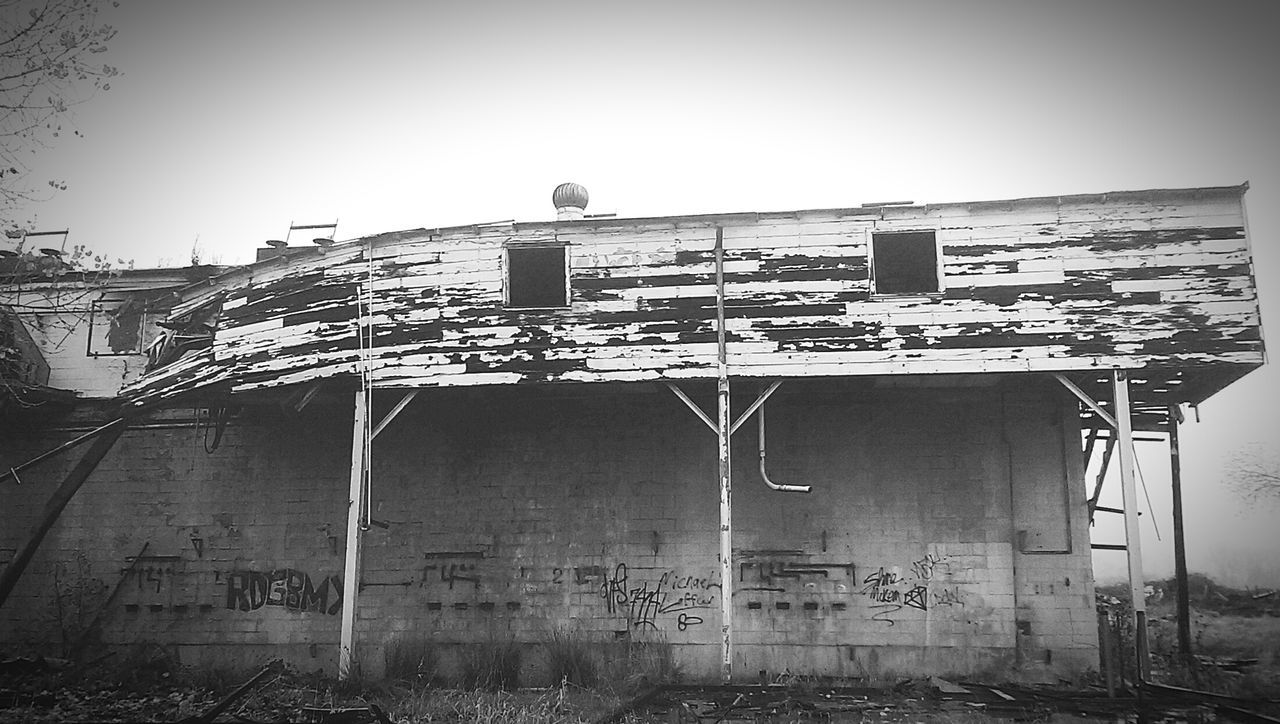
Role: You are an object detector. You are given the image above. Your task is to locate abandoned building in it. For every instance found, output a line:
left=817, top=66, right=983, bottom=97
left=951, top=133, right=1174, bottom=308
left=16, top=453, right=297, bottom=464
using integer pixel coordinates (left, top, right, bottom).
left=0, top=183, right=1265, bottom=683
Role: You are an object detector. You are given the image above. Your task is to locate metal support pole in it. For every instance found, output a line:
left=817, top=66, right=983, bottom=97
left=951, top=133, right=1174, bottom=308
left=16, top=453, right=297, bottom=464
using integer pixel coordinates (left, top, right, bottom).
left=1112, top=370, right=1149, bottom=680
left=1169, top=404, right=1192, bottom=662
left=714, top=226, right=733, bottom=684
left=339, top=389, right=369, bottom=679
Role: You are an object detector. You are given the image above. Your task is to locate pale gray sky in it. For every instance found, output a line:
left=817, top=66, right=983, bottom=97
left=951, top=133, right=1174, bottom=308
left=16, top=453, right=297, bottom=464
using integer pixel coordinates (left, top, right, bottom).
left=15, top=0, right=1280, bottom=586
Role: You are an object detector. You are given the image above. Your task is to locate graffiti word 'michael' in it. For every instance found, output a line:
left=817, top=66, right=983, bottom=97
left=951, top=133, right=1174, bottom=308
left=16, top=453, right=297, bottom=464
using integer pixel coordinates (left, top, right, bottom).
left=225, top=569, right=342, bottom=615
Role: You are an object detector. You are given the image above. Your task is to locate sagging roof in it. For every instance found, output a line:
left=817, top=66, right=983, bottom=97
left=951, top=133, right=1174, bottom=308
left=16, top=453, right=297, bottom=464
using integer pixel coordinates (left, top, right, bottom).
left=119, top=184, right=1264, bottom=419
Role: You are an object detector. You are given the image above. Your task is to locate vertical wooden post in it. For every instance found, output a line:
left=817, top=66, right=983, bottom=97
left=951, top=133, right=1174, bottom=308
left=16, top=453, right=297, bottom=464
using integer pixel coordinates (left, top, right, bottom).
left=339, top=389, right=369, bottom=679
left=715, top=226, right=733, bottom=683
left=1112, top=370, right=1149, bottom=680
left=1168, top=404, right=1192, bottom=661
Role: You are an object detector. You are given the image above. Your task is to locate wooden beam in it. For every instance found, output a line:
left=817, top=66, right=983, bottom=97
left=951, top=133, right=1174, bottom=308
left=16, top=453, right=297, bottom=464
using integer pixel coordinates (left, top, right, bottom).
left=0, top=421, right=125, bottom=608
left=1113, top=370, right=1150, bottom=680
left=1169, top=404, right=1192, bottom=662
left=1087, top=437, right=1116, bottom=523
left=339, top=389, right=368, bottom=679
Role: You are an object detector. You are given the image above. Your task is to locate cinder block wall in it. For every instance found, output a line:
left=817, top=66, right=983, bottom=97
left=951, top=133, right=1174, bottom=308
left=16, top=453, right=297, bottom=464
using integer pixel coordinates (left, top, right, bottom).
left=1, top=406, right=350, bottom=671
left=0, top=377, right=1096, bottom=681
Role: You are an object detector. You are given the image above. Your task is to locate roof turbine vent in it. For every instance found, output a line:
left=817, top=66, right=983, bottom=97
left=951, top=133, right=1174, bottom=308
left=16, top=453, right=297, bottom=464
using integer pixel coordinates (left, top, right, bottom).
left=552, top=182, right=589, bottom=221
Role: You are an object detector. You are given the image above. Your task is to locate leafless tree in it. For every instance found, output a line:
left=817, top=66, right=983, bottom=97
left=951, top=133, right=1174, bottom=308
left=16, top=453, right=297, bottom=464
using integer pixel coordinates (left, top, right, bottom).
left=1227, top=442, right=1280, bottom=505
left=1, top=0, right=119, bottom=234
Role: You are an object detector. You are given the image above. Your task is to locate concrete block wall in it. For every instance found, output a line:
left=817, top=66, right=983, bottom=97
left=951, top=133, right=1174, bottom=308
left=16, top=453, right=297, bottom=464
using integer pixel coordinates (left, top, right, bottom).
left=0, top=376, right=1097, bottom=682
left=1, top=406, right=349, bottom=671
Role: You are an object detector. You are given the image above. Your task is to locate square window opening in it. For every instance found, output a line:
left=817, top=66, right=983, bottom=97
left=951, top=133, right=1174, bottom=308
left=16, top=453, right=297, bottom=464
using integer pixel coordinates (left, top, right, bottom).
left=872, top=231, right=939, bottom=295
left=506, top=246, right=568, bottom=308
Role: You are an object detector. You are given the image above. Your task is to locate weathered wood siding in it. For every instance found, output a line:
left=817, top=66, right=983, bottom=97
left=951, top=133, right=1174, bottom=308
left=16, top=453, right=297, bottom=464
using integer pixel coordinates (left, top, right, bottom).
left=122, top=186, right=1263, bottom=406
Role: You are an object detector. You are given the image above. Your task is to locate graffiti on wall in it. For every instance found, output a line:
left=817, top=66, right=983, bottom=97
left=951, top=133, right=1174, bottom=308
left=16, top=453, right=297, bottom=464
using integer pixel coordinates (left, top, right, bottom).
left=599, top=563, right=717, bottom=631
left=225, top=569, right=342, bottom=615
left=858, top=553, right=963, bottom=625
left=421, top=551, right=485, bottom=591
left=739, top=560, right=855, bottom=593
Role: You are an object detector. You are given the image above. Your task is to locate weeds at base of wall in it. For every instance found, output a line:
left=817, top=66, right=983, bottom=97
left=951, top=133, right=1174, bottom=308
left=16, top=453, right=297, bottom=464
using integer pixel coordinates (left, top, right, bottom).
left=542, top=626, right=597, bottom=688
left=383, top=635, right=439, bottom=685
left=460, top=637, right=522, bottom=691
left=602, top=633, right=682, bottom=695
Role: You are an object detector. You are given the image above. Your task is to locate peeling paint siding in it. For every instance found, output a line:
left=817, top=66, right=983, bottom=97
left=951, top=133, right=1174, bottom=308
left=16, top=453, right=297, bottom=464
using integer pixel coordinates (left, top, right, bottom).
left=120, top=189, right=1263, bottom=404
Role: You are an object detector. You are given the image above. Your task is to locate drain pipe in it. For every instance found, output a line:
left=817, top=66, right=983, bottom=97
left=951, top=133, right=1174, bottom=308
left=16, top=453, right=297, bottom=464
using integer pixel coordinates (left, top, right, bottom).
left=758, top=403, right=811, bottom=493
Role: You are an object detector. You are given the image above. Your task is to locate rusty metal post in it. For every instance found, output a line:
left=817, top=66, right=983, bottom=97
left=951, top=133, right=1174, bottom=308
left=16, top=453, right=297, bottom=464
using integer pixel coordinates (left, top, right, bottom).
left=1112, top=370, right=1149, bottom=680
left=339, top=388, right=369, bottom=679
left=714, top=225, right=733, bottom=683
left=0, top=422, right=125, bottom=609
left=1169, top=404, right=1192, bottom=661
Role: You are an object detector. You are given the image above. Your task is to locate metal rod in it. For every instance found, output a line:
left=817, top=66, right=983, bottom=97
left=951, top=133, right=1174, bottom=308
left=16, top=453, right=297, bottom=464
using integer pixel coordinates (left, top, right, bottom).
left=729, top=380, right=782, bottom=436
left=715, top=226, right=733, bottom=684
left=1091, top=543, right=1128, bottom=550
left=1169, top=404, right=1192, bottom=662
left=1053, top=373, right=1118, bottom=429
left=339, top=389, right=368, bottom=679
left=1112, top=369, right=1149, bottom=680
left=370, top=390, right=419, bottom=440
left=0, top=418, right=126, bottom=484
left=664, top=382, right=717, bottom=433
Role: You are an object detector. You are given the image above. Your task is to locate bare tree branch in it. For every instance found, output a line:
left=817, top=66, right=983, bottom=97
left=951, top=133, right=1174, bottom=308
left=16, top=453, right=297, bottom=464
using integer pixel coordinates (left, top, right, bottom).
left=0, top=0, right=119, bottom=233
left=1227, top=443, right=1280, bottom=505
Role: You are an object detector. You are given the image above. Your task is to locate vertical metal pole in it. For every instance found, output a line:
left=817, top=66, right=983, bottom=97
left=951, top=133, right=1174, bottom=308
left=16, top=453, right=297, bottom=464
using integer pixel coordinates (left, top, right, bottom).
left=1168, top=404, right=1192, bottom=662
left=715, top=226, right=733, bottom=683
left=339, top=388, right=369, bottom=679
left=1112, top=370, right=1149, bottom=680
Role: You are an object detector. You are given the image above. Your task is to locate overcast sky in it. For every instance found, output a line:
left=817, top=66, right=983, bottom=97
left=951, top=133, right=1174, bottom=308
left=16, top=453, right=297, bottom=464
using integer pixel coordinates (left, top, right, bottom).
left=13, top=0, right=1280, bottom=586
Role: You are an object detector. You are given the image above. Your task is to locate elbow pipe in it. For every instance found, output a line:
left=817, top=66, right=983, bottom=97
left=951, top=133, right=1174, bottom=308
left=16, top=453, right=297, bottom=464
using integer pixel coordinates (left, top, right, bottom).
left=758, top=404, right=811, bottom=493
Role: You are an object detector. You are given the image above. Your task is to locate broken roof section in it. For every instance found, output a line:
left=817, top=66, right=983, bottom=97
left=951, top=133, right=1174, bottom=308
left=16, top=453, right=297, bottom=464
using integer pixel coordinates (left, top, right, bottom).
left=120, top=184, right=1265, bottom=420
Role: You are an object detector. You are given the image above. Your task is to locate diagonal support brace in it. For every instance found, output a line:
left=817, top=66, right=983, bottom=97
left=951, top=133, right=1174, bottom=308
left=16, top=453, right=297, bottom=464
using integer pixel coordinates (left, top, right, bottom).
left=664, top=382, right=718, bottom=433
left=371, top=390, right=419, bottom=441
left=1053, top=373, right=1118, bottom=429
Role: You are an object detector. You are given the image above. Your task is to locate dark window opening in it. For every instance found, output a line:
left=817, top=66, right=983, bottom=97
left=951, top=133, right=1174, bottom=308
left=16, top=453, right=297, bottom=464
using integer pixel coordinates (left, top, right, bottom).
left=507, top=246, right=567, bottom=308
left=872, top=231, right=939, bottom=295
